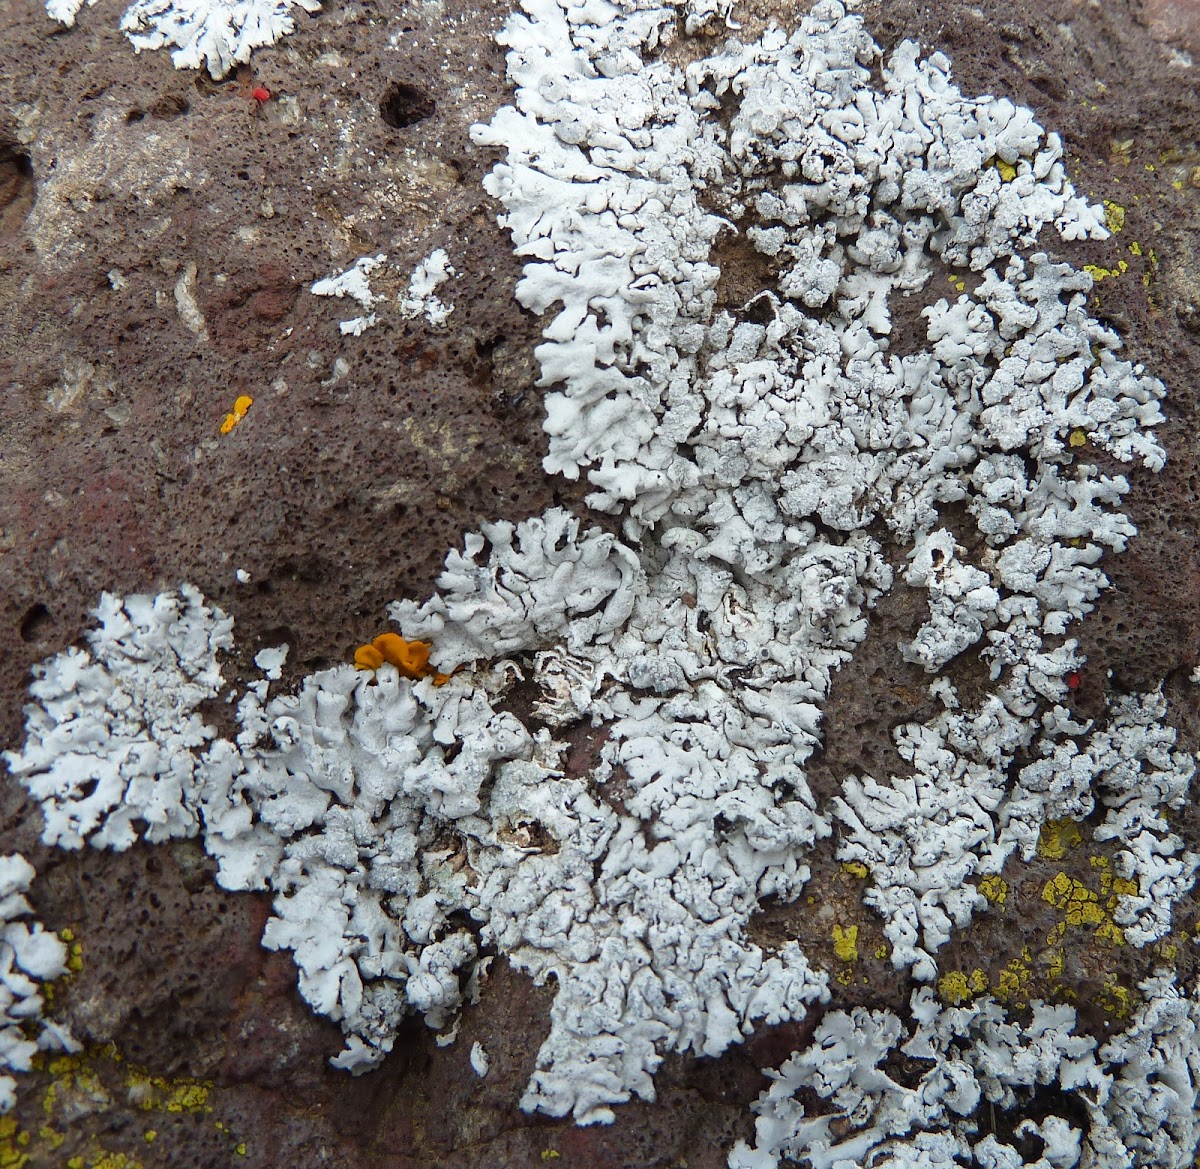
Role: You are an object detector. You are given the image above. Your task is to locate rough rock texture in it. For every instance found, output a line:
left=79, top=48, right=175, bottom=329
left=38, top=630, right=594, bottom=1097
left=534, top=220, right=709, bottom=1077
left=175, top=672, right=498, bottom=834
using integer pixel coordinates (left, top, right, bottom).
left=2, top=0, right=1200, bottom=1165
left=0, top=0, right=588, bottom=750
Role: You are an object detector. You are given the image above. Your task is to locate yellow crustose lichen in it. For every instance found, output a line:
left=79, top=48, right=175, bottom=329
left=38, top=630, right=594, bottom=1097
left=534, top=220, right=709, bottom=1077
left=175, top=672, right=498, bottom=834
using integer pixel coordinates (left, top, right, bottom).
left=832, top=924, right=859, bottom=963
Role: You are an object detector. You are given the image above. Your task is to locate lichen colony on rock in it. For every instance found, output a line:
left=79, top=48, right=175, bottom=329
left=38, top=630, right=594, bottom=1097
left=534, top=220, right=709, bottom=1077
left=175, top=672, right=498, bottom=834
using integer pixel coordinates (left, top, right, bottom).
left=729, top=976, right=1200, bottom=1169
left=8, top=0, right=1200, bottom=1160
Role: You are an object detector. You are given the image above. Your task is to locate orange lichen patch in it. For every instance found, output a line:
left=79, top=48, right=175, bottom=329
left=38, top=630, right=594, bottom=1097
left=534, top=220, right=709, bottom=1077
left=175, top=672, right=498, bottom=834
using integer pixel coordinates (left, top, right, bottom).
left=219, top=394, right=254, bottom=435
left=354, top=633, right=455, bottom=685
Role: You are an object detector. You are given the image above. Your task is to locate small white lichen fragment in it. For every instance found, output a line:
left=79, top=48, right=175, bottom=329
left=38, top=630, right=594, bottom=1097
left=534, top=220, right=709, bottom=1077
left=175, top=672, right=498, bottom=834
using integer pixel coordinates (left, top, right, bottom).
left=253, top=645, right=288, bottom=681
left=470, top=1041, right=489, bottom=1077
left=338, top=314, right=376, bottom=337
left=312, top=254, right=386, bottom=336
left=398, top=249, right=456, bottom=327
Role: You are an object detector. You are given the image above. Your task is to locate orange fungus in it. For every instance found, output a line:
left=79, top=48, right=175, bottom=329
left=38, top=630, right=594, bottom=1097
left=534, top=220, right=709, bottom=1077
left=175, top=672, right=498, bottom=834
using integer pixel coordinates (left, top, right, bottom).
left=372, top=633, right=431, bottom=677
left=353, top=644, right=385, bottom=671
left=354, top=633, right=459, bottom=685
left=354, top=633, right=439, bottom=680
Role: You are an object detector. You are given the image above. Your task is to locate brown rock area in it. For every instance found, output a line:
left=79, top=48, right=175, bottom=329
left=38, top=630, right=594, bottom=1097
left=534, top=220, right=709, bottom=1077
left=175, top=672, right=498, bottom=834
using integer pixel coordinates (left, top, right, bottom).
left=0, top=0, right=1199, bottom=1165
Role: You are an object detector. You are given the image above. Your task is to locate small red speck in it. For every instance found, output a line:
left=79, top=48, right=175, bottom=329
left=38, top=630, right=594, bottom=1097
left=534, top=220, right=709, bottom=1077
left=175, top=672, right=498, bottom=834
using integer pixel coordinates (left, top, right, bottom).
left=1066, top=671, right=1081, bottom=690
left=251, top=86, right=271, bottom=103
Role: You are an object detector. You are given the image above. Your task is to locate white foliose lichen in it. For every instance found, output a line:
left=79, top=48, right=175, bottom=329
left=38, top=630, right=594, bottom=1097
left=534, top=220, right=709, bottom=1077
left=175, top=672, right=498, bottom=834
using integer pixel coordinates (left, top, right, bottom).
left=45, top=0, right=94, bottom=27
left=471, top=0, right=1190, bottom=994
left=0, top=855, right=80, bottom=1112
left=729, top=974, right=1200, bottom=1169
left=9, top=0, right=1199, bottom=1155
left=834, top=673, right=1199, bottom=977
left=312, top=254, right=388, bottom=337
left=312, top=250, right=458, bottom=334
left=389, top=507, right=866, bottom=1118
left=9, top=507, right=836, bottom=1121
left=46, top=0, right=320, bottom=79
left=5, top=586, right=233, bottom=852
left=398, top=249, right=456, bottom=327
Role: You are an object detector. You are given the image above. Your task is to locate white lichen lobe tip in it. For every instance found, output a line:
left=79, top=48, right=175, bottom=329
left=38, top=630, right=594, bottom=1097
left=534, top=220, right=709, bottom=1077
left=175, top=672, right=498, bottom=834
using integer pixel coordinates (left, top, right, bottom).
left=312, top=255, right=386, bottom=308
left=48, top=0, right=322, bottom=78
left=121, top=0, right=322, bottom=79
left=45, top=0, right=89, bottom=27
left=254, top=645, right=288, bottom=680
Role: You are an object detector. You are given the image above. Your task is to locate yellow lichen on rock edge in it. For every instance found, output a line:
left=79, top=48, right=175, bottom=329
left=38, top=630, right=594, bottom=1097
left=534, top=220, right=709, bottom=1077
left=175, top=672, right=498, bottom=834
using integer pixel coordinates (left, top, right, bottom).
left=124, top=1069, right=211, bottom=1114
left=1100, top=975, right=1133, bottom=1019
left=978, top=875, right=1008, bottom=906
left=996, top=949, right=1033, bottom=1004
left=1037, top=819, right=1083, bottom=860
left=1083, top=260, right=1128, bottom=282
left=832, top=924, right=859, bottom=963
left=1041, top=872, right=1105, bottom=926
left=937, top=968, right=988, bottom=1005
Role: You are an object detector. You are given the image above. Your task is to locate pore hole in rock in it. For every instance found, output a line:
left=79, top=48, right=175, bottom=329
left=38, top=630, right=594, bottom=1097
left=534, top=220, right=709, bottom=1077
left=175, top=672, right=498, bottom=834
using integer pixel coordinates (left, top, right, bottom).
left=0, top=144, right=34, bottom=239
left=18, top=603, right=51, bottom=643
left=379, top=82, right=436, bottom=129
left=148, top=92, right=190, bottom=119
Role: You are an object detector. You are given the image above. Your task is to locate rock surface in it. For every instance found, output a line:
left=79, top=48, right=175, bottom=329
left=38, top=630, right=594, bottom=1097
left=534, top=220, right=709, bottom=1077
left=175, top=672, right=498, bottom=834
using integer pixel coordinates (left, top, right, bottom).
left=1, top=0, right=1200, bottom=1165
